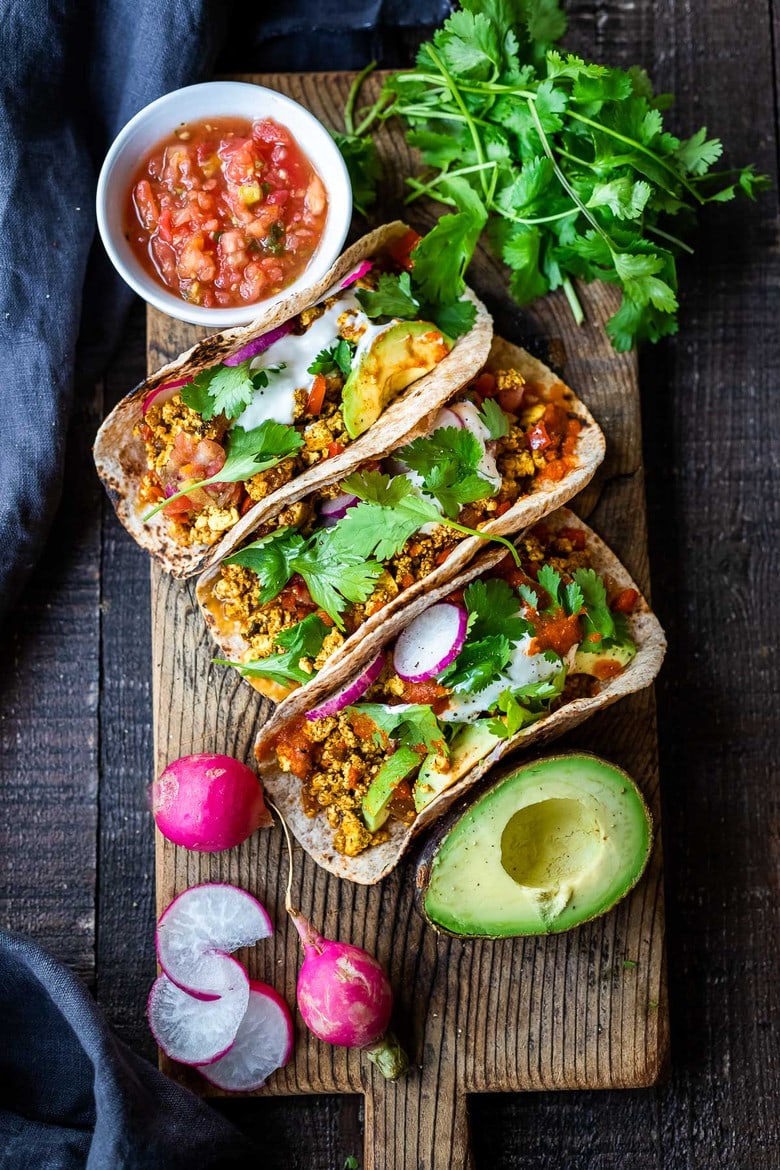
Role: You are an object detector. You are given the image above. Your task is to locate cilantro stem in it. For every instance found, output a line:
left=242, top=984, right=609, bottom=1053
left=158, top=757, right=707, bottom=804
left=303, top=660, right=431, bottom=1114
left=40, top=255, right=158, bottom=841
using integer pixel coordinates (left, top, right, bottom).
left=424, top=46, right=491, bottom=200
left=562, top=277, right=585, bottom=326
left=344, top=60, right=378, bottom=136
left=142, top=475, right=224, bottom=521
left=646, top=224, right=695, bottom=254
left=442, top=518, right=521, bottom=566
left=527, top=98, right=616, bottom=253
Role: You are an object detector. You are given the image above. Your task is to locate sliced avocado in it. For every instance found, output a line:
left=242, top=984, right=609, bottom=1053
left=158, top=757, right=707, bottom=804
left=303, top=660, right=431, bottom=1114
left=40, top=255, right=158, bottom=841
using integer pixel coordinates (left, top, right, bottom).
left=414, top=722, right=500, bottom=813
left=419, top=752, right=652, bottom=938
left=362, top=746, right=420, bottom=833
left=341, top=321, right=452, bottom=439
left=574, top=641, right=636, bottom=677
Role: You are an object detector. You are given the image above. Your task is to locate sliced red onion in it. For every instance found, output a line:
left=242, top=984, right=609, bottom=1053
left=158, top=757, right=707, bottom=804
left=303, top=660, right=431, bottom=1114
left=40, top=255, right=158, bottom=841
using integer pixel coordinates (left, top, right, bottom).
left=340, top=260, right=373, bottom=289
left=319, top=493, right=359, bottom=526
left=393, top=603, right=468, bottom=683
left=431, top=406, right=465, bottom=432
left=306, top=654, right=384, bottom=721
left=223, top=321, right=294, bottom=367
left=142, top=378, right=189, bottom=415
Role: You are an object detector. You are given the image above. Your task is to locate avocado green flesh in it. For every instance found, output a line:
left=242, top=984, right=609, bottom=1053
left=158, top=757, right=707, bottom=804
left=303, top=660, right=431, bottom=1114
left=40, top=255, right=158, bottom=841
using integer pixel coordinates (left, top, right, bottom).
left=423, top=754, right=652, bottom=937
left=574, top=641, right=636, bottom=676
left=341, top=321, right=452, bottom=439
left=414, top=722, right=500, bottom=812
left=362, top=746, right=419, bottom=833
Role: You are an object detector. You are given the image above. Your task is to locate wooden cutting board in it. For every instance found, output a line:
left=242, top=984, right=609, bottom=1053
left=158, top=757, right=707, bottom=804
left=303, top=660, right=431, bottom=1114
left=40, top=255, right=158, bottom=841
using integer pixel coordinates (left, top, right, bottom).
left=148, top=72, right=668, bottom=1169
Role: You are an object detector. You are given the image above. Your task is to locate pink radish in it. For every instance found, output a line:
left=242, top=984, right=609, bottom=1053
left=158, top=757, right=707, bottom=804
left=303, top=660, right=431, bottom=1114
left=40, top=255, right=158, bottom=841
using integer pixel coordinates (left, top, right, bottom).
left=393, top=602, right=468, bottom=682
left=151, top=752, right=272, bottom=852
left=432, top=405, right=464, bottom=431
left=199, top=981, right=294, bottom=1091
left=306, top=653, right=384, bottom=721
left=157, top=883, right=272, bottom=998
left=147, top=967, right=249, bottom=1066
left=269, top=800, right=408, bottom=1080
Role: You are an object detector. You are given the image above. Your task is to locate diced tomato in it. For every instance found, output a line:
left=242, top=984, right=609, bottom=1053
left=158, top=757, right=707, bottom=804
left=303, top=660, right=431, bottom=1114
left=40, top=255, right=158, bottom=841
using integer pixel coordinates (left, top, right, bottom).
left=528, top=420, right=551, bottom=450
left=435, top=545, right=456, bottom=566
left=611, top=588, right=639, bottom=614
left=473, top=371, right=498, bottom=398
left=305, top=373, right=327, bottom=415
left=326, top=441, right=345, bottom=459
left=494, top=500, right=512, bottom=517
left=387, top=227, right=422, bottom=271
left=559, top=526, right=587, bottom=550
left=497, top=385, right=525, bottom=413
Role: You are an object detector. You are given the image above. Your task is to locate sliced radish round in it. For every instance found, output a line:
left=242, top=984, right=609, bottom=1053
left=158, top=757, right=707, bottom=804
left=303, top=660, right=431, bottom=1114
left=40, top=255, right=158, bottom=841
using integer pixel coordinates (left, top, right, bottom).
left=432, top=406, right=464, bottom=431
left=147, top=968, right=249, bottom=1066
left=142, top=379, right=189, bottom=415
left=393, top=603, right=468, bottom=682
left=199, top=981, right=294, bottom=1091
left=306, top=653, right=384, bottom=721
left=157, top=883, right=272, bottom=998
left=320, top=493, right=359, bottom=526
left=223, top=321, right=294, bottom=367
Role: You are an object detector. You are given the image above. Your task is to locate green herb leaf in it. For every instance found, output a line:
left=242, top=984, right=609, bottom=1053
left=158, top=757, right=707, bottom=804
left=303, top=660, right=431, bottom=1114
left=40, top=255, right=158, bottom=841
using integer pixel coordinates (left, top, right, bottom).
left=399, top=427, right=495, bottom=518
left=216, top=614, right=331, bottom=686
left=356, top=271, right=420, bottom=320
left=478, top=397, right=510, bottom=438
left=332, top=132, right=381, bottom=216
left=355, top=702, right=447, bottom=756
left=440, top=633, right=513, bottom=693
left=410, top=178, right=488, bottom=305
left=307, top=339, right=356, bottom=377
left=180, top=360, right=287, bottom=422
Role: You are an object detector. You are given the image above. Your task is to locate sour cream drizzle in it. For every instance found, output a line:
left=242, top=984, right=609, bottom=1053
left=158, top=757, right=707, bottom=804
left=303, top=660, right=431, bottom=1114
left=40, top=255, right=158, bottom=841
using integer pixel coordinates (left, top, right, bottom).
left=438, top=632, right=567, bottom=724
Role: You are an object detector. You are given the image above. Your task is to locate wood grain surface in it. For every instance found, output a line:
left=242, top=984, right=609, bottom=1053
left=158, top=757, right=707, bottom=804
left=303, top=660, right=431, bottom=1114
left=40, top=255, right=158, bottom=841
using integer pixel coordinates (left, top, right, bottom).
left=1, top=4, right=777, bottom=1167
left=148, top=71, right=667, bottom=1169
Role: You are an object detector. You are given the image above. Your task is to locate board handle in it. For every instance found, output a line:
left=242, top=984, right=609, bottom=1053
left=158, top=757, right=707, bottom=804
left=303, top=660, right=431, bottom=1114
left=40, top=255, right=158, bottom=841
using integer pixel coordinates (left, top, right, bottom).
left=364, top=1064, right=473, bottom=1170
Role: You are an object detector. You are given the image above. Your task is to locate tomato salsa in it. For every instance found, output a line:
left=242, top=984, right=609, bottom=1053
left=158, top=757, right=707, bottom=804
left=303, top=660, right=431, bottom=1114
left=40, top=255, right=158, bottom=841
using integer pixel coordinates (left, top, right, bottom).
left=126, top=116, right=328, bottom=310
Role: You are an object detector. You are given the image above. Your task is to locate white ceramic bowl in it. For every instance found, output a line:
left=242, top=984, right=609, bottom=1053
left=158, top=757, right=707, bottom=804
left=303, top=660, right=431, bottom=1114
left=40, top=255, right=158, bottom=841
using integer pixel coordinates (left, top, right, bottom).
left=96, top=81, right=352, bottom=327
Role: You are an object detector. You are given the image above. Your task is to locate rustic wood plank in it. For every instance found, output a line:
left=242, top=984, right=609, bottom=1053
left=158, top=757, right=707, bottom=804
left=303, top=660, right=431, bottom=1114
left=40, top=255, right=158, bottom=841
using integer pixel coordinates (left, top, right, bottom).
left=0, top=378, right=102, bottom=984
left=145, top=68, right=667, bottom=1170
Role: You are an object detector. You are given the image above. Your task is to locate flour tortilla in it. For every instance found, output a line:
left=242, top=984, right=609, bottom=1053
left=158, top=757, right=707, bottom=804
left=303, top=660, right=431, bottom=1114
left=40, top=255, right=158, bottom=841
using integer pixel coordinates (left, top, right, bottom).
left=93, top=221, right=492, bottom=578
left=254, top=508, right=666, bottom=885
left=196, top=336, right=606, bottom=702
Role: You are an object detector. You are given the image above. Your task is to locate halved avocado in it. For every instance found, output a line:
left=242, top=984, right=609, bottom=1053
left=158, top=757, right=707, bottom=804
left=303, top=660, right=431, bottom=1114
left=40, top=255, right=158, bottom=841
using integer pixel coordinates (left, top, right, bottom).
left=341, top=321, right=452, bottom=439
left=417, top=752, right=652, bottom=938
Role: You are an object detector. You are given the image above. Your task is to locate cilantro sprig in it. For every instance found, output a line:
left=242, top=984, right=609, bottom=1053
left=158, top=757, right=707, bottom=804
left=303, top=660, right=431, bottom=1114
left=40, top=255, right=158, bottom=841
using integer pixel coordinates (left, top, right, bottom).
left=307, top=339, right=356, bottom=378
left=440, top=578, right=532, bottom=693
left=224, top=527, right=383, bottom=630
left=181, top=361, right=287, bottom=421
left=337, top=469, right=521, bottom=564
left=398, top=427, right=496, bottom=518
left=355, top=702, right=447, bottom=757
left=142, top=421, right=303, bottom=522
left=337, top=0, right=769, bottom=349
left=215, top=614, right=331, bottom=687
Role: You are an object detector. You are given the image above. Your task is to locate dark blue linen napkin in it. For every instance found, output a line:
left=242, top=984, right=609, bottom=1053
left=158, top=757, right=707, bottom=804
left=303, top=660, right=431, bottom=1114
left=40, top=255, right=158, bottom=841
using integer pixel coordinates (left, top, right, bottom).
left=0, top=931, right=255, bottom=1169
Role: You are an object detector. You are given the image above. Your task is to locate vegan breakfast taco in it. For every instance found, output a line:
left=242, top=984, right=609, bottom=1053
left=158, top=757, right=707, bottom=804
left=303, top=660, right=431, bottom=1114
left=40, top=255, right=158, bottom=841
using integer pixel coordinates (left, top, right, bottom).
left=94, top=221, right=492, bottom=577
left=253, top=508, right=666, bottom=884
left=197, top=337, right=606, bottom=704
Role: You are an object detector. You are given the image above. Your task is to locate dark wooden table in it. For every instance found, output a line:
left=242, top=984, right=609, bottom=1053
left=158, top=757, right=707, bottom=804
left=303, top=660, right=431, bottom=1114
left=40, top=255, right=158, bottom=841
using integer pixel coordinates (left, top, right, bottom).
left=1, top=4, right=778, bottom=1167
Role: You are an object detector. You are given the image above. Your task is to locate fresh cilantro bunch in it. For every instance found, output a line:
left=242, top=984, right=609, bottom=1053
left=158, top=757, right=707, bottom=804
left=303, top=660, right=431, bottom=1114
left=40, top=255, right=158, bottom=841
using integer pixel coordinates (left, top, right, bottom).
left=339, top=0, right=768, bottom=349
left=142, top=421, right=303, bottom=522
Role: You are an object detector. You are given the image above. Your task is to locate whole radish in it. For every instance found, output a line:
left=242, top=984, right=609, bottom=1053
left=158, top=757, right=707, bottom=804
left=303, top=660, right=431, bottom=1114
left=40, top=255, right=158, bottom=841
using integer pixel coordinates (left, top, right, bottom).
left=151, top=753, right=271, bottom=852
left=269, top=800, right=408, bottom=1081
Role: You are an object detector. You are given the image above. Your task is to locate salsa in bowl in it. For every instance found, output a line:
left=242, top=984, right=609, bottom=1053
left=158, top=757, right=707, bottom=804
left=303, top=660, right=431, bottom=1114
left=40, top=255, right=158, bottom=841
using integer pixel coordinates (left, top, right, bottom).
left=97, top=82, right=352, bottom=326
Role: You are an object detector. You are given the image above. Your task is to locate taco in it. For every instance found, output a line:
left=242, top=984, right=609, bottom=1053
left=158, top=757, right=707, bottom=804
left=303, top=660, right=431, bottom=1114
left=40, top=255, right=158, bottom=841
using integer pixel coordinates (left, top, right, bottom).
left=197, top=338, right=605, bottom=705
left=94, top=221, right=492, bottom=577
left=253, top=508, right=666, bottom=884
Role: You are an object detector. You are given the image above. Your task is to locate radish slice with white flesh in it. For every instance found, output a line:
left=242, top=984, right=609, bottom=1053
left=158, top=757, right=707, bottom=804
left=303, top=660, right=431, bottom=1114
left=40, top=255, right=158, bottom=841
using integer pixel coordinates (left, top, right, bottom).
left=393, top=603, right=468, bottom=682
left=320, top=493, right=359, bottom=526
left=306, top=653, right=384, bottom=721
left=147, top=967, right=249, bottom=1066
left=142, top=378, right=189, bottom=415
left=432, top=406, right=464, bottom=431
left=450, top=400, right=491, bottom=440
left=199, top=981, right=294, bottom=1091
left=156, top=883, right=272, bottom=998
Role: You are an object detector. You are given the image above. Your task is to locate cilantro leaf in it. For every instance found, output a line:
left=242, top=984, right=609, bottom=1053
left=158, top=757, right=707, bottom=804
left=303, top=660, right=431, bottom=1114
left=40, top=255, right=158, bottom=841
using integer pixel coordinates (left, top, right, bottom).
left=180, top=360, right=286, bottom=422
left=216, top=614, right=331, bottom=687
left=332, top=131, right=381, bottom=216
left=355, top=703, right=447, bottom=756
left=439, top=633, right=513, bottom=693
left=485, top=665, right=566, bottom=738
left=356, top=271, right=420, bottom=320
left=486, top=690, right=540, bottom=738
left=410, top=178, right=488, bottom=305
left=399, top=427, right=495, bottom=518
left=335, top=471, right=444, bottom=559
left=226, top=526, right=382, bottom=629
left=307, top=339, right=356, bottom=377
left=463, top=578, right=530, bottom=644
left=142, top=422, right=303, bottom=522
left=572, top=567, right=617, bottom=645
left=478, top=397, right=510, bottom=438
